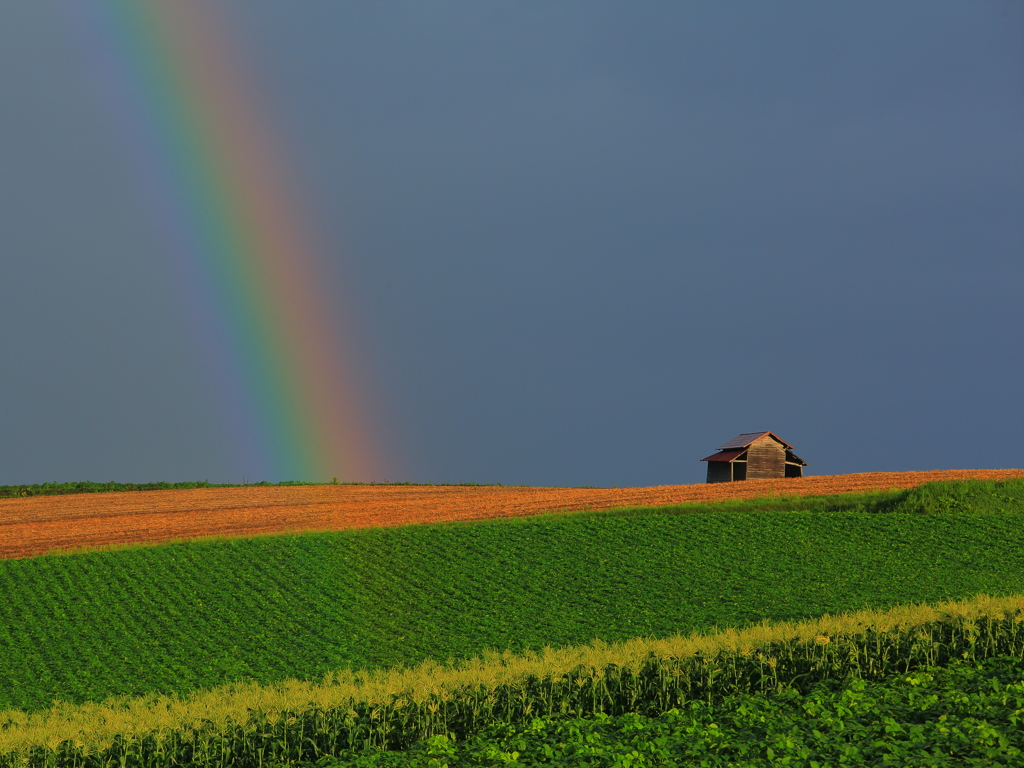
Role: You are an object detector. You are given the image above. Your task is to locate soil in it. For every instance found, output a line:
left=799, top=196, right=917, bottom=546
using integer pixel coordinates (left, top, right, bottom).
left=1, top=469, right=1021, bottom=560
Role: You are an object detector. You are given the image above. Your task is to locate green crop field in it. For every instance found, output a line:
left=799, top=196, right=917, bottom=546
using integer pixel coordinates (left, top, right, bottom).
left=3, top=594, right=1023, bottom=767
left=309, top=655, right=1024, bottom=767
left=0, top=478, right=510, bottom=499
left=1, top=478, right=1023, bottom=714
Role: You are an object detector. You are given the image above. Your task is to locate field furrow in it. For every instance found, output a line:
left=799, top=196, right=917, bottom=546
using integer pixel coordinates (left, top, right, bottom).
left=1, top=469, right=1021, bottom=559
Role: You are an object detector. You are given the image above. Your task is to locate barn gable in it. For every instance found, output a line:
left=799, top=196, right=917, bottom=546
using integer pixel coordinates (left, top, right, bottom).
left=701, top=432, right=807, bottom=483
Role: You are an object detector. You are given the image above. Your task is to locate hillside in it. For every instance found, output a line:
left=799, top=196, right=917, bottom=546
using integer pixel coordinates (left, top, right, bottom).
left=0, top=469, right=1020, bottom=559
left=2, top=477, right=1023, bottom=711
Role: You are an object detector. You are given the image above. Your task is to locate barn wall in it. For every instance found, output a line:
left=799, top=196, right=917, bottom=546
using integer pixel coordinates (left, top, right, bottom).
left=746, top=437, right=786, bottom=479
left=706, top=462, right=732, bottom=483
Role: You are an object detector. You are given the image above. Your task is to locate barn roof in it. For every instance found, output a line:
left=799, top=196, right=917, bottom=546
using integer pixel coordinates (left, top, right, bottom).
left=786, top=450, right=808, bottom=466
left=717, top=431, right=794, bottom=450
left=701, top=449, right=747, bottom=463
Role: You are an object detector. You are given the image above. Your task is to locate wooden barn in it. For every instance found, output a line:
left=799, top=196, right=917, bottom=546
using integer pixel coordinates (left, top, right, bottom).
left=701, top=431, right=807, bottom=483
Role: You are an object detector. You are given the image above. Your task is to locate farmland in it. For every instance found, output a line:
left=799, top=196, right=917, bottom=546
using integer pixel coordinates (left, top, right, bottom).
left=309, top=656, right=1024, bottom=766
left=1, top=474, right=1023, bottom=766
left=2, top=593, right=1023, bottom=766
left=1, top=478, right=1023, bottom=713
left=0, top=468, right=1020, bottom=559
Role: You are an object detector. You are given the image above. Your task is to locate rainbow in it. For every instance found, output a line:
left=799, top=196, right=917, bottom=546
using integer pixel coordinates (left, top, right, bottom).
left=71, top=0, right=383, bottom=482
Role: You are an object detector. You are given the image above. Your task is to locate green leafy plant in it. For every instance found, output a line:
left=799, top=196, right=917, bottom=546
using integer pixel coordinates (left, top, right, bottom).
left=0, top=480, right=1022, bottom=712
left=2, top=598, right=1024, bottom=766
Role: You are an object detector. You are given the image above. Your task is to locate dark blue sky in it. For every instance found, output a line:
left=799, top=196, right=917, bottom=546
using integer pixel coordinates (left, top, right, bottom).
left=2, top=2, right=1022, bottom=486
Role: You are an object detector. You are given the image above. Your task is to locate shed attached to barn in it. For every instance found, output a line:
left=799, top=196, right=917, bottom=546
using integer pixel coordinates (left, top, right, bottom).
left=701, top=431, right=807, bottom=483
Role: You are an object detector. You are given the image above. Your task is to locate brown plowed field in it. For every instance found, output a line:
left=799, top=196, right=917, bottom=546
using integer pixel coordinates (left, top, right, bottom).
left=1, top=469, right=1021, bottom=560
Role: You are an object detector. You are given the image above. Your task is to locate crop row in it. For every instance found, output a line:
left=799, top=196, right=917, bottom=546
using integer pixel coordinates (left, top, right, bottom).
left=0, top=480, right=523, bottom=499
left=2, top=594, right=1023, bottom=766
left=0, top=480, right=340, bottom=499
left=1, top=480, right=1023, bottom=711
left=311, top=655, right=1024, bottom=767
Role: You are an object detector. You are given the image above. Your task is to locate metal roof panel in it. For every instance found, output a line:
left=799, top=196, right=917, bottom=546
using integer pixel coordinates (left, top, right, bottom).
left=717, top=432, right=772, bottom=450
left=701, top=449, right=748, bottom=462
left=785, top=451, right=808, bottom=466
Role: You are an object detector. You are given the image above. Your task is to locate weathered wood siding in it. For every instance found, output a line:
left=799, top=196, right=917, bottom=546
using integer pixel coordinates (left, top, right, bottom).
left=745, top=436, right=786, bottom=479
left=706, top=462, right=732, bottom=484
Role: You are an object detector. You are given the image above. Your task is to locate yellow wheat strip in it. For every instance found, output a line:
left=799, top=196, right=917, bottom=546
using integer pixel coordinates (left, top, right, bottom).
left=2, top=591, right=1022, bottom=755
